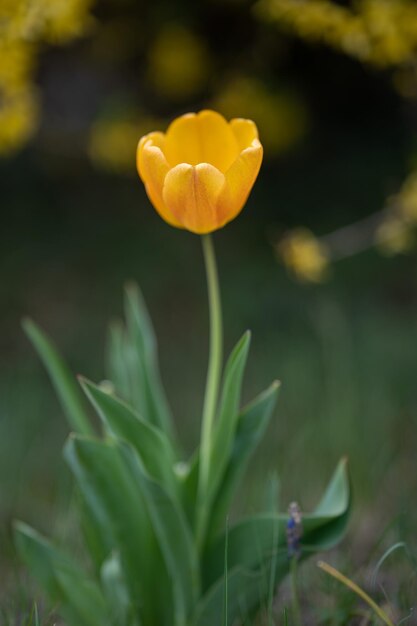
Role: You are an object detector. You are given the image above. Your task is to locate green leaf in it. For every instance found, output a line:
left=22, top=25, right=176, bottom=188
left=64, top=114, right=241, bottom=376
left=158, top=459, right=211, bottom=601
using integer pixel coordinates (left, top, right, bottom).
left=124, top=283, right=175, bottom=442
left=181, top=382, right=279, bottom=532
left=209, top=381, right=280, bottom=537
left=106, top=321, right=132, bottom=403
left=14, top=522, right=109, bottom=626
left=22, top=318, right=92, bottom=436
left=80, top=377, right=178, bottom=499
left=313, top=456, right=350, bottom=516
left=65, top=435, right=198, bottom=626
left=101, top=552, right=139, bottom=626
left=77, top=489, right=114, bottom=572
left=120, top=441, right=200, bottom=626
left=302, top=457, right=351, bottom=553
left=200, top=458, right=351, bottom=621
left=208, top=332, right=251, bottom=501
left=64, top=435, right=157, bottom=625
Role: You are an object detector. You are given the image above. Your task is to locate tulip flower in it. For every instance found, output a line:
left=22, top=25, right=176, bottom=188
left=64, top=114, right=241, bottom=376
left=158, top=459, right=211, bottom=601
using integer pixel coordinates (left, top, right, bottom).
left=137, top=109, right=263, bottom=234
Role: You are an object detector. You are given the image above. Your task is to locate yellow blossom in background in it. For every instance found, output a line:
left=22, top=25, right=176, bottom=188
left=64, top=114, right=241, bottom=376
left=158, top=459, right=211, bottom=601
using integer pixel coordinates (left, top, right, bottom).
left=89, top=115, right=165, bottom=174
left=0, top=0, right=43, bottom=41
left=213, top=76, right=307, bottom=156
left=137, top=110, right=263, bottom=234
left=278, top=228, right=330, bottom=283
left=40, top=0, right=95, bottom=44
left=0, top=86, right=40, bottom=155
left=375, top=215, right=414, bottom=255
left=398, top=172, right=417, bottom=223
left=0, top=0, right=95, bottom=156
left=0, top=40, right=35, bottom=90
left=0, top=0, right=95, bottom=43
left=256, top=0, right=417, bottom=67
left=148, top=24, right=211, bottom=100
left=374, top=170, right=417, bottom=255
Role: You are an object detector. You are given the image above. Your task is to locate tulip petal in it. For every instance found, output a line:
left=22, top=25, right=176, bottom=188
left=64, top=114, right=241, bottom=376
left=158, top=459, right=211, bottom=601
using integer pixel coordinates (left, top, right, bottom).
left=216, top=140, right=263, bottom=226
left=137, top=132, right=165, bottom=181
left=162, top=163, right=226, bottom=234
left=196, top=110, right=239, bottom=172
left=164, top=114, right=201, bottom=168
left=164, top=110, right=239, bottom=173
left=138, top=136, right=183, bottom=228
left=230, top=118, right=259, bottom=151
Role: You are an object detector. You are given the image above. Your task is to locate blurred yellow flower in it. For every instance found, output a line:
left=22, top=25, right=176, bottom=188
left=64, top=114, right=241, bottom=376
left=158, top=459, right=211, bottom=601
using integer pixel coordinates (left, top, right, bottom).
left=214, top=76, right=307, bottom=156
left=398, top=173, right=417, bottom=223
left=148, top=24, right=211, bottom=100
left=0, top=40, right=34, bottom=90
left=0, top=0, right=96, bottom=155
left=40, top=0, right=96, bottom=43
left=278, top=228, right=329, bottom=283
left=89, top=115, right=164, bottom=174
left=0, top=86, right=39, bottom=155
left=137, top=110, right=263, bottom=234
left=375, top=216, right=414, bottom=255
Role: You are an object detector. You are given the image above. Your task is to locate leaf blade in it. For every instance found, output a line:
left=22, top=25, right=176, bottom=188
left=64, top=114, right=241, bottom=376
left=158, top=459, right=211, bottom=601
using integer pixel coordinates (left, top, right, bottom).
left=80, top=377, right=178, bottom=499
left=203, top=458, right=351, bottom=594
left=209, top=381, right=280, bottom=536
left=124, top=283, right=175, bottom=441
left=208, top=332, right=251, bottom=501
left=14, top=522, right=109, bottom=626
left=23, top=318, right=92, bottom=435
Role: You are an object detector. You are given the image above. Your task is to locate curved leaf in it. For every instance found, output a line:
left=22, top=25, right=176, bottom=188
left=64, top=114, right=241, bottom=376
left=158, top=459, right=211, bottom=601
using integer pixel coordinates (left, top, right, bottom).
left=120, top=441, right=200, bottom=626
left=14, top=522, right=109, bottom=626
left=23, top=319, right=92, bottom=435
left=106, top=321, right=132, bottom=403
left=208, top=332, right=251, bottom=501
left=64, top=436, right=158, bottom=625
left=80, top=378, right=178, bottom=499
left=182, top=381, right=279, bottom=532
left=209, top=381, right=280, bottom=537
left=201, top=458, right=351, bottom=606
left=124, top=283, right=175, bottom=443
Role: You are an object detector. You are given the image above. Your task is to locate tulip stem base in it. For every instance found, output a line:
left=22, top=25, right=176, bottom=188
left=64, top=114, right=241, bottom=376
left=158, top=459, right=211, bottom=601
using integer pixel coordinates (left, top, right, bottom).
left=197, top=233, right=223, bottom=549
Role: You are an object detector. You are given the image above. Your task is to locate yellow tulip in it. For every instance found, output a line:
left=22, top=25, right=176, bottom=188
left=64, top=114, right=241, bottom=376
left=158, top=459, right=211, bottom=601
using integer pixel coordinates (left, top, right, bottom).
left=136, top=109, right=263, bottom=234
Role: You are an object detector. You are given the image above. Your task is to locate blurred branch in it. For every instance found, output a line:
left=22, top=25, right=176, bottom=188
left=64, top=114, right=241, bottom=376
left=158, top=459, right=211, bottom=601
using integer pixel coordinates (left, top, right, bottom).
left=277, top=172, right=417, bottom=283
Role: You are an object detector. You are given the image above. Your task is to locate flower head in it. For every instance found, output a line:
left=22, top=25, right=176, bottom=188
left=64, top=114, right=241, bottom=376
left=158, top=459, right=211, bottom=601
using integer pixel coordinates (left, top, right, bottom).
left=136, top=109, right=263, bottom=234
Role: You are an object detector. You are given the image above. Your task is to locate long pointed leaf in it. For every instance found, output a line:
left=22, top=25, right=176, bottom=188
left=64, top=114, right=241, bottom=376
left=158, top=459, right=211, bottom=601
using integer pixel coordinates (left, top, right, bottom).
left=120, top=441, right=200, bottom=626
left=80, top=377, right=178, bottom=498
left=182, top=381, right=279, bottom=531
left=209, top=381, right=280, bottom=536
left=106, top=321, right=132, bottom=403
left=208, top=332, right=251, bottom=501
left=14, top=522, right=109, bottom=626
left=124, top=283, right=175, bottom=441
left=23, top=319, right=92, bottom=435
left=64, top=436, right=158, bottom=626
left=77, top=489, right=114, bottom=572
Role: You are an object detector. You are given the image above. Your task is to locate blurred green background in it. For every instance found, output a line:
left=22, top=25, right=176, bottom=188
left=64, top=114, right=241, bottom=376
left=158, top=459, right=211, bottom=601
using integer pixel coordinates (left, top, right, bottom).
left=2, top=0, right=417, bottom=618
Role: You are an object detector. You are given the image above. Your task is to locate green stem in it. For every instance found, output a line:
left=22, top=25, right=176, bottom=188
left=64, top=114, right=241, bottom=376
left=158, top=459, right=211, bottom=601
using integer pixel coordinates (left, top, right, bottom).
left=196, top=233, right=223, bottom=548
